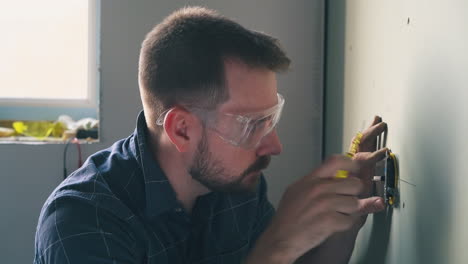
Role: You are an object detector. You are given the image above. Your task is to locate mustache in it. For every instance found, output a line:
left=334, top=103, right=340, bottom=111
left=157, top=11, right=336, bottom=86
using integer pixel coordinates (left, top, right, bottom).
left=244, top=156, right=271, bottom=175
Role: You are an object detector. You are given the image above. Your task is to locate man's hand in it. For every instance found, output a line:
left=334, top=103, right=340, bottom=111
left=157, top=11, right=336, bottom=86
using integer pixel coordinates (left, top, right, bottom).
left=351, top=116, right=387, bottom=230
left=352, top=116, right=387, bottom=199
left=352, top=116, right=387, bottom=154
left=247, top=156, right=386, bottom=263
left=246, top=116, right=389, bottom=264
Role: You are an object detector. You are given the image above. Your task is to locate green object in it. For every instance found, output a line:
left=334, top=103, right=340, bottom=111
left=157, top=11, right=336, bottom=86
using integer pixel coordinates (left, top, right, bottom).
left=13, top=121, right=65, bottom=139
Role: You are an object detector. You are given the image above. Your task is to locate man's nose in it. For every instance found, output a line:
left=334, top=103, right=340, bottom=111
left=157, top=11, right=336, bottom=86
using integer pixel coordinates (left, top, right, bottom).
left=256, top=129, right=283, bottom=156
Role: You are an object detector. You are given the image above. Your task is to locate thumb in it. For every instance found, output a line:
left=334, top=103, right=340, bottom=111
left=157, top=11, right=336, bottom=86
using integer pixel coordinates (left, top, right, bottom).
left=357, top=196, right=385, bottom=215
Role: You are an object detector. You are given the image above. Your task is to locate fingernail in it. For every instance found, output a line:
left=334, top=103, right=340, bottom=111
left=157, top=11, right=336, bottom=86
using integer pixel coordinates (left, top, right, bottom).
left=374, top=198, right=385, bottom=210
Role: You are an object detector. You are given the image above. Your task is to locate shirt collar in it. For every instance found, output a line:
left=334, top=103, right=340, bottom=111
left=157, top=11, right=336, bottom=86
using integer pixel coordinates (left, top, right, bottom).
left=132, top=111, right=181, bottom=219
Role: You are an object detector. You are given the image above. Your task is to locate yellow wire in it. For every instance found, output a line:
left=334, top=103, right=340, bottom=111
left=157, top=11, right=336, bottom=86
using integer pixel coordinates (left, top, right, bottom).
left=335, top=132, right=363, bottom=179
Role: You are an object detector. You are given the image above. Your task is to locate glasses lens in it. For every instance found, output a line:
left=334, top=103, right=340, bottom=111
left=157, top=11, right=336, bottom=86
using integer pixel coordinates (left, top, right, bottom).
left=241, top=109, right=282, bottom=148
left=193, top=93, right=284, bottom=149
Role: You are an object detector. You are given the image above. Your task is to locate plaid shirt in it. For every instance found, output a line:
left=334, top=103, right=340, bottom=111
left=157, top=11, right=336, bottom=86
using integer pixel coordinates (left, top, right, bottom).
left=34, top=111, right=275, bottom=264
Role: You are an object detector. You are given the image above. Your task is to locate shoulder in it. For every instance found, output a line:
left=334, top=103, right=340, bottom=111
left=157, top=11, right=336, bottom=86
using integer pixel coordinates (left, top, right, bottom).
left=52, top=135, right=145, bottom=214
left=34, top=189, right=142, bottom=263
left=34, top=137, right=146, bottom=263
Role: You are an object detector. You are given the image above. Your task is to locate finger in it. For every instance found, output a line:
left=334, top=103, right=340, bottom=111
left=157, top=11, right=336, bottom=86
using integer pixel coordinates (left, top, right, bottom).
left=370, top=115, right=382, bottom=127
left=357, top=196, right=385, bottom=215
left=367, top=122, right=387, bottom=139
left=313, top=155, right=360, bottom=179
left=317, top=177, right=364, bottom=196
left=326, top=211, right=360, bottom=233
left=354, top=148, right=388, bottom=166
left=356, top=121, right=386, bottom=153
left=323, top=194, right=361, bottom=215
left=367, top=148, right=389, bottom=163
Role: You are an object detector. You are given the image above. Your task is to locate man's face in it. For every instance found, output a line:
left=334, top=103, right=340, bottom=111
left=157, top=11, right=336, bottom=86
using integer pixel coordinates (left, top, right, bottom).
left=189, top=61, right=283, bottom=193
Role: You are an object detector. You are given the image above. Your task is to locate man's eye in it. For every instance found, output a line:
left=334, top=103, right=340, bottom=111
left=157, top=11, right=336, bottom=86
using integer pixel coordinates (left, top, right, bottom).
left=251, top=122, right=260, bottom=131
left=251, top=119, right=267, bottom=132
left=257, top=116, right=273, bottom=126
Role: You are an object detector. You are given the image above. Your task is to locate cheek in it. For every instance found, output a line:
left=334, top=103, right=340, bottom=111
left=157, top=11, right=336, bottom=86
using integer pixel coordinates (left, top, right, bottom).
left=208, top=136, right=257, bottom=172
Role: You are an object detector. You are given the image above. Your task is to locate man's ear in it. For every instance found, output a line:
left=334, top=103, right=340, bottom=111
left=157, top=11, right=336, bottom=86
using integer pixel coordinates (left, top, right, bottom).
left=163, top=108, right=196, bottom=153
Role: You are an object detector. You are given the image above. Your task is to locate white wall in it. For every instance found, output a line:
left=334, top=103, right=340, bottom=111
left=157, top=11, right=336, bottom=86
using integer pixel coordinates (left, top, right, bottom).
left=326, top=1, right=468, bottom=263
left=0, top=1, right=324, bottom=263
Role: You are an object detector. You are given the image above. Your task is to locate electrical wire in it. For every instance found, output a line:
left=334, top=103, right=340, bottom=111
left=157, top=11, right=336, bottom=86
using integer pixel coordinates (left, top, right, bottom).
left=63, top=138, right=83, bottom=179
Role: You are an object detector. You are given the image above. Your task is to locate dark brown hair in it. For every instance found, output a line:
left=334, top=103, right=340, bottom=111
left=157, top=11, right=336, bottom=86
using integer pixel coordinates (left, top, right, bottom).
left=138, top=6, right=290, bottom=128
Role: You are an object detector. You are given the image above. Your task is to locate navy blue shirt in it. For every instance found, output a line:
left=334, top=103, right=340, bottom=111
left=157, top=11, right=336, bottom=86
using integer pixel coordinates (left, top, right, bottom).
left=34, top=111, right=275, bottom=264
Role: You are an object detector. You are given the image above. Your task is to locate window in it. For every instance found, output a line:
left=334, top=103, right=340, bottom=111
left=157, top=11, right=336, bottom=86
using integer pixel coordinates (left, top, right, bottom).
left=0, top=0, right=100, bottom=143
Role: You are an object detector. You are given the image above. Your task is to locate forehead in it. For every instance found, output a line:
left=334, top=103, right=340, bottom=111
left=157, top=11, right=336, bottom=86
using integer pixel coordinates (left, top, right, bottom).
left=218, top=60, right=278, bottom=114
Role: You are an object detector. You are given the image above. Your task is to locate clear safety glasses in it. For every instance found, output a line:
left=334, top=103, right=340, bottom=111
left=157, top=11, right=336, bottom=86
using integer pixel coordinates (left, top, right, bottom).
left=156, top=93, right=285, bottom=149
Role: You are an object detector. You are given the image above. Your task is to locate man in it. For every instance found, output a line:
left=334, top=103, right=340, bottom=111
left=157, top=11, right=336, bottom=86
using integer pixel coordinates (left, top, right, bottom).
left=34, top=6, right=387, bottom=264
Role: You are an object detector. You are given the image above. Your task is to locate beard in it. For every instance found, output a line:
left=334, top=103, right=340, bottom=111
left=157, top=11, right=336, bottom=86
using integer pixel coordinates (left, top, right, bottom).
left=189, top=131, right=271, bottom=194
